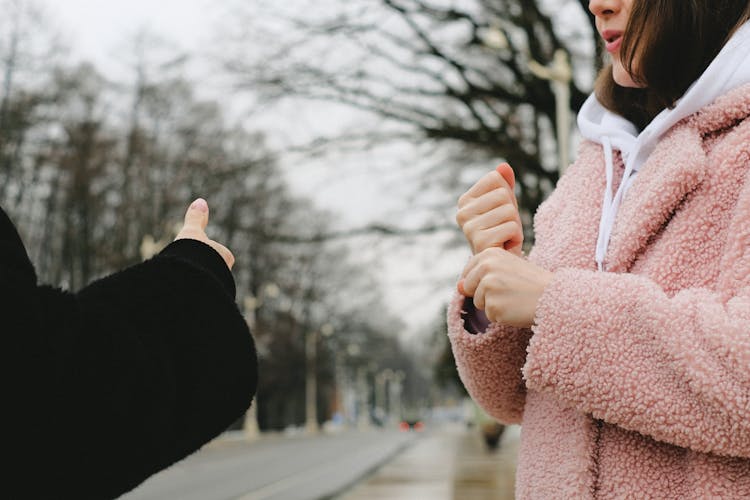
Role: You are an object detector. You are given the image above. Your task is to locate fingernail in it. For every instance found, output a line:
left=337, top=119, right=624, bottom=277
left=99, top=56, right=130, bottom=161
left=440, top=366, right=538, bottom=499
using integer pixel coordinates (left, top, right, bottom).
left=191, top=198, right=208, bottom=213
left=457, top=280, right=466, bottom=296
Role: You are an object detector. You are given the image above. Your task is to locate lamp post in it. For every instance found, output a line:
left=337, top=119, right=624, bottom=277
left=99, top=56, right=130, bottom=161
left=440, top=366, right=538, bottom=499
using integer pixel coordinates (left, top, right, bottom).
left=480, top=26, right=573, bottom=176
left=528, top=49, right=573, bottom=175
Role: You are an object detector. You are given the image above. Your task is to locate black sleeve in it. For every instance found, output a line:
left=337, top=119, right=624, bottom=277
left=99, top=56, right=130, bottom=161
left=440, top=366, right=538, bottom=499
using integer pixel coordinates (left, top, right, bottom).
left=159, top=238, right=237, bottom=299
left=3, top=208, right=258, bottom=499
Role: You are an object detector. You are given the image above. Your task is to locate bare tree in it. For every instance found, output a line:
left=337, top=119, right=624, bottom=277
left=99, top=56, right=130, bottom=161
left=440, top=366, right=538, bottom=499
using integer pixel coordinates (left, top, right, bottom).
left=222, top=0, right=598, bottom=230
left=0, top=0, right=62, bottom=202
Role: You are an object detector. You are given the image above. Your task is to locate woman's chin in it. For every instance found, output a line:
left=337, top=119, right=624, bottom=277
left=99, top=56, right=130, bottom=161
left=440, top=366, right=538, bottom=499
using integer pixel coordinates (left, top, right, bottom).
left=613, top=66, right=642, bottom=88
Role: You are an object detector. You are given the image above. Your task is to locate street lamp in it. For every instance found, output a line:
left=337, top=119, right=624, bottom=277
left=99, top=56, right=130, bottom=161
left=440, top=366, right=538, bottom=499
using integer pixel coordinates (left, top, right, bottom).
left=528, top=49, right=573, bottom=175
left=480, top=26, right=574, bottom=176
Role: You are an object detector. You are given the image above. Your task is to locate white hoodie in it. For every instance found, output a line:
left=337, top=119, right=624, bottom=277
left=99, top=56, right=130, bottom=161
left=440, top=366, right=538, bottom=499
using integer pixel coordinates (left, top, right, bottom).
left=577, top=20, right=750, bottom=271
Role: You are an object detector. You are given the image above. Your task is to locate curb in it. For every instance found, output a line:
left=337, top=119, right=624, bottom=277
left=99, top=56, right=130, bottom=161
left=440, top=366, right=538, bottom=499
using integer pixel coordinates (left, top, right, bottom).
left=319, top=433, right=419, bottom=500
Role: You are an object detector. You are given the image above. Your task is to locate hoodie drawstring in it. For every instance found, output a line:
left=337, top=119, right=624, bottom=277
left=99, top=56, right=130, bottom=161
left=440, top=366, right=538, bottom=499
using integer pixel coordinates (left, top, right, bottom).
left=596, top=139, right=637, bottom=271
left=596, top=138, right=615, bottom=271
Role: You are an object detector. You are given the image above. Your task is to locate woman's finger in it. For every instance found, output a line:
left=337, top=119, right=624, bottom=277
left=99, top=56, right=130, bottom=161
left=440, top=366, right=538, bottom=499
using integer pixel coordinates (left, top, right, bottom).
left=457, top=188, right=514, bottom=227
left=458, top=168, right=514, bottom=208
left=461, top=204, right=519, bottom=252
left=472, top=221, right=523, bottom=254
left=473, top=277, right=488, bottom=311
left=472, top=203, right=519, bottom=231
left=460, top=258, right=485, bottom=297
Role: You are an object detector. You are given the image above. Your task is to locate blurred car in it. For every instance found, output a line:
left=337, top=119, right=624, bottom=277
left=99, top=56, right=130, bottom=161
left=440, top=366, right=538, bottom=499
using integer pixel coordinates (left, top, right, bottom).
left=399, top=419, right=425, bottom=432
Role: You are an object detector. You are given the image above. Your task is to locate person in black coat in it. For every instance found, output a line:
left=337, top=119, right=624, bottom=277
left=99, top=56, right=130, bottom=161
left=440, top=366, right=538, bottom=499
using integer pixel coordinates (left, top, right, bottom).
left=2, top=198, right=258, bottom=499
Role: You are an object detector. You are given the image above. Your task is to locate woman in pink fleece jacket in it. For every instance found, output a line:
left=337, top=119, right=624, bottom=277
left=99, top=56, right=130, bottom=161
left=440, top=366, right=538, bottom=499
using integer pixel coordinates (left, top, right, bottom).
left=450, top=0, right=750, bottom=498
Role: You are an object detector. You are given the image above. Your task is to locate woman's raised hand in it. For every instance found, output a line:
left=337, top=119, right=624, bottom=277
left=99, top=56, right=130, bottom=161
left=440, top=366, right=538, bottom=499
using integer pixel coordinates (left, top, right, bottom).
left=175, top=198, right=235, bottom=270
left=456, top=163, right=524, bottom=256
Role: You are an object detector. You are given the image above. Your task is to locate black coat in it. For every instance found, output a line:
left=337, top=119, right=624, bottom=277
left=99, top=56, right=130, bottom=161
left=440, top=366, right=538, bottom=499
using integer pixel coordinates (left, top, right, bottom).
left=1, top=206, right=258, bottom=499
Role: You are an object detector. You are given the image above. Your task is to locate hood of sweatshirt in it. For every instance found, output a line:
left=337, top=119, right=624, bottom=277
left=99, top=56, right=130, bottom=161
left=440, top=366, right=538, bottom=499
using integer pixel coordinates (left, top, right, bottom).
left=577, top=20, right=750, bottom=271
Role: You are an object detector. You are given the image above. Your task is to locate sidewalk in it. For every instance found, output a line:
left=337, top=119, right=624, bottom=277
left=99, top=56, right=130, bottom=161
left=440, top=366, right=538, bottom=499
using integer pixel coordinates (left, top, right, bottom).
left=336, top=424, right=519, bottom=500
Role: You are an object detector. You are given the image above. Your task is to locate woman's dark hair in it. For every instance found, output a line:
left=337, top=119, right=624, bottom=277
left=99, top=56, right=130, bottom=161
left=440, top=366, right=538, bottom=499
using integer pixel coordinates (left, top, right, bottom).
left=596, top=0, right=750, bottom=129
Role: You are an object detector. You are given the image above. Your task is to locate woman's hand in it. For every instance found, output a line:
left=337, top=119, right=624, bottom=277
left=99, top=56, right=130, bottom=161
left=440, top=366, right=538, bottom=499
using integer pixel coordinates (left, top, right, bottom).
left=458, top=248, right=553, bottom=328
left=456, top=163, right=523, bottom=256
left=175, top=198, right=235, bottom=270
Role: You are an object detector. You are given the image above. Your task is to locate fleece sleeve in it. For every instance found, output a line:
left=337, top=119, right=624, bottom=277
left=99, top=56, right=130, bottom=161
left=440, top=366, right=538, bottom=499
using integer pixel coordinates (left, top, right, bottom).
left=448, top=292, right=532, bottom=424
left=3, top=208, right=257, bottom=499
left=524, top=268, right=750, bottom=459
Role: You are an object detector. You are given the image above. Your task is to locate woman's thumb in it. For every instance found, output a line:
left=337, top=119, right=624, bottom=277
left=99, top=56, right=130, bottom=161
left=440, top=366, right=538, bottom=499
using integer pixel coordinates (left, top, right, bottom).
left=495, top=163, right=515, bottom=189
left=184, top=198, right=210, bottom=230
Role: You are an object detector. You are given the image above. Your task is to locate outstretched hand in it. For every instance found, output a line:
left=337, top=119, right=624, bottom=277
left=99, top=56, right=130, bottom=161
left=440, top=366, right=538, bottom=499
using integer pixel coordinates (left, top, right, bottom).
left=175, top=198, right=235, bottom=270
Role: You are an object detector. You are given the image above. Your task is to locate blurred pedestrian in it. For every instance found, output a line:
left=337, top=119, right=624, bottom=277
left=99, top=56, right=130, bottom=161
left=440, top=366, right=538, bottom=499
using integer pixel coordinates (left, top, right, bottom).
left=3, top=198, right=257, bottom=499
left=450, top=0, right=750, bottom=498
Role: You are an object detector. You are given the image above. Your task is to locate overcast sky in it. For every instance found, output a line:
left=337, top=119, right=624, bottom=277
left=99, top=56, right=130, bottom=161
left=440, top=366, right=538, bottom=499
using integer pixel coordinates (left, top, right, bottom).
left=46, top=0, right=213, bottom=63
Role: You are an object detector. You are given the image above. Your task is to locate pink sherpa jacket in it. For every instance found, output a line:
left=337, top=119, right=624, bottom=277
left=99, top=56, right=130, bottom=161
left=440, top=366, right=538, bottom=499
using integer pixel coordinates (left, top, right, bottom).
left=449, top=83, right=750, bottom=499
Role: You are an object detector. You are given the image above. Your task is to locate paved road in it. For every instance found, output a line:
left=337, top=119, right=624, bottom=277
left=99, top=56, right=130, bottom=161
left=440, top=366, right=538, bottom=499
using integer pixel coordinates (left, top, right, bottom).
left=120, top=430, right=415, bottom=500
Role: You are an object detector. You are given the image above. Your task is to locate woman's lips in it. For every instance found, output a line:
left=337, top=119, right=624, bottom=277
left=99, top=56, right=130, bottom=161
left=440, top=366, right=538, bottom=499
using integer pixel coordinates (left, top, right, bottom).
left=601, top=30, right=623, bottom=53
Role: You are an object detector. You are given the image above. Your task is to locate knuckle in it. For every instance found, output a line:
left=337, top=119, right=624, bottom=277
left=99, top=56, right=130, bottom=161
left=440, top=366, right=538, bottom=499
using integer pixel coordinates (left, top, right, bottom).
left=500, top=203, right=516, bottom=218
left=480, top=246, right=497, bottom=258
left=494, top=189, right=510, bottom=205
left=505, top=207, right=521, bottom=226
left=477, top=261, right=489, bottom=275
left=463, top=219, right=478, bottom=237
left=455, top=208, right=468, bottom=226
left=458, top=193, right=471, bottom=207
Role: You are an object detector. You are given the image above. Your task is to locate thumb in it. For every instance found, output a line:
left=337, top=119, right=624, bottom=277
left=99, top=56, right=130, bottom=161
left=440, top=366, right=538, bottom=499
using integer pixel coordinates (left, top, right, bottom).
left=496, top=163, right=519, bottom=210
left=495, top=163, right=515, bottom=189
left=184, top=198, right=209, bottom=231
